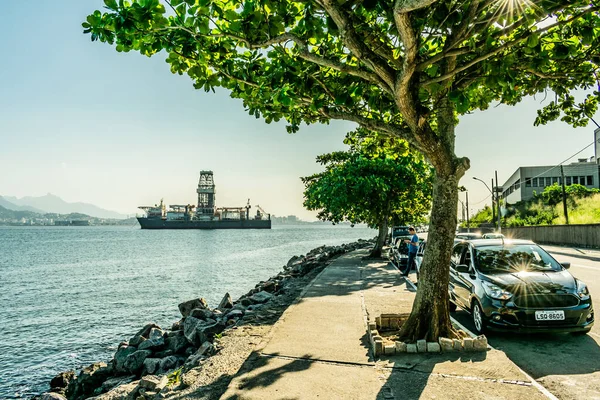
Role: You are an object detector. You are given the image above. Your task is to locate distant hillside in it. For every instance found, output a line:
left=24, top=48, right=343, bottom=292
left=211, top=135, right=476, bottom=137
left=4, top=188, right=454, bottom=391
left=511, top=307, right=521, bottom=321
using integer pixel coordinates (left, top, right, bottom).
left=3, top=194, right=127, bottom=219
left=0, top=204, right=40, bottom=219
left=0, top=196, right=46, bottom=214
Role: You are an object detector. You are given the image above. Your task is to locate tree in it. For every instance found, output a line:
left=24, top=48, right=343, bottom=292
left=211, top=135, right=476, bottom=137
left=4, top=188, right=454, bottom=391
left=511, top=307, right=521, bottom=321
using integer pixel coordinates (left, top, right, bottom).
left=302, top=147, right=433, bottom=257
left=84, top=0, right=600, bottom=341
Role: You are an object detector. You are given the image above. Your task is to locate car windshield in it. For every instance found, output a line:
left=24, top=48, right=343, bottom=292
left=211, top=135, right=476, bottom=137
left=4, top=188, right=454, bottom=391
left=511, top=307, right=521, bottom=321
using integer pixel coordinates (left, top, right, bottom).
left=473, top=244, right=562, bottom=274
left=393, top=227, right=410, bottom=236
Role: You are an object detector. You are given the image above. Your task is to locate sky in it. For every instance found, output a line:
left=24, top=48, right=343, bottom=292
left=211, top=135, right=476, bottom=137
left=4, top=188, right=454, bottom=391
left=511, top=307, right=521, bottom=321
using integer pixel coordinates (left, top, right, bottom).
left=1, top=1, right=598, bottom=221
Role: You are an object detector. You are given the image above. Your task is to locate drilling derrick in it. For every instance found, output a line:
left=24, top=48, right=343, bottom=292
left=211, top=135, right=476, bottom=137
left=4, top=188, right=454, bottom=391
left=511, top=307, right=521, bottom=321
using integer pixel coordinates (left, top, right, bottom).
left=196, top=170, right=216, bottom=218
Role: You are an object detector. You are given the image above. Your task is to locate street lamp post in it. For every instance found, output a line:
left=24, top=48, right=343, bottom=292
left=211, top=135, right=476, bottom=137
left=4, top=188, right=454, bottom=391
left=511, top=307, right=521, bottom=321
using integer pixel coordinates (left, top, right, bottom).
left=473, top=176, right=497, bottom=231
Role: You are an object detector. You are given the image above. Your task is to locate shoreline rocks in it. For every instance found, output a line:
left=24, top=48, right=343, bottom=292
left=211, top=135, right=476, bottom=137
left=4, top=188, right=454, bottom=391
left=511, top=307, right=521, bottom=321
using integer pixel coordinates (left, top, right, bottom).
left=37, top=238, right=374, bottom=400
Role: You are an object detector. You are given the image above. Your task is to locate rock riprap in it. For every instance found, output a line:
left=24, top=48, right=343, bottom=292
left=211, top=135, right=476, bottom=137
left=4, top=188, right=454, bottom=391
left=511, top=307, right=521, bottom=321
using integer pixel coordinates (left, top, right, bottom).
left=37, top=239, right=373, bottom=400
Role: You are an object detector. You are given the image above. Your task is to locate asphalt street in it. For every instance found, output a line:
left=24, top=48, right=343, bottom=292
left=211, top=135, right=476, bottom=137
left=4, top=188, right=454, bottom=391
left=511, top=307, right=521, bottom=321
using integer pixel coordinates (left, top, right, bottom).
left=451, top=248, right=600, bottom=400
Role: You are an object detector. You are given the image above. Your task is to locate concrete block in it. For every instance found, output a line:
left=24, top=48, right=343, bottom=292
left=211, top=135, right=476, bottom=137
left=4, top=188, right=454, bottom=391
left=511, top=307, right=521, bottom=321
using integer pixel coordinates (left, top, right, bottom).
left=381, top=318, right=390, bottom=329
left=370, top=330, right=379, bottom=339
left=452, top=339, right=463, bottom=351
left=426, top=342, right=441, bottom=353
left=416, top=339, right=427, bottom=353
left=473, top=335, right=488, bottom=351
left=384, top=345, right=396, bottom=355
left=375, top=338, right=384, bottom=355
left=463, top=337, right=474, bottom=351
left=375, top=317, right=381, bottom=328
left=439, top=337, right=454, bottom=352
left=406, top=343, right=417, bottom=353
left=368, top=321, right=377, bottom=331
left=395, top=341, right=407, bottom=352
left=389, top=318, right=400, bottom=330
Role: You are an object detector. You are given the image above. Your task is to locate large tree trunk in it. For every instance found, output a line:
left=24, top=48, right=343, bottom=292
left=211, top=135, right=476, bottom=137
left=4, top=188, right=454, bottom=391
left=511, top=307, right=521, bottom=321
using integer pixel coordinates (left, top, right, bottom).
left=398, top=171, right=461, bottom=341
left=369, top=220, right=388, bottom=257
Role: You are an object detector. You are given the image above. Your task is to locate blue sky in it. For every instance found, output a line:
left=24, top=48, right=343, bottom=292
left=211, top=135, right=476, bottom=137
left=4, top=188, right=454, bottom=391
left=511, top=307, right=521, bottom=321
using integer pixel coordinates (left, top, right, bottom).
left=1, top=1, right=598, bottom=220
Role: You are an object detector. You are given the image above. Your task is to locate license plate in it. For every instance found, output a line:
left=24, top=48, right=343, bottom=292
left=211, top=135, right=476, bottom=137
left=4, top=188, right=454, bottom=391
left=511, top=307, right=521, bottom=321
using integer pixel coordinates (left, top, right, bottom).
left=535, top=310, right=565, bottom=321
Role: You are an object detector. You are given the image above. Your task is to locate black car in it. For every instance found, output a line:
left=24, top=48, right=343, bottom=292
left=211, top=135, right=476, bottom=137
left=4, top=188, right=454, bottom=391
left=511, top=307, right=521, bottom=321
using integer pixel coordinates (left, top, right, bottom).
left=449, top=239, right=594, bottom=334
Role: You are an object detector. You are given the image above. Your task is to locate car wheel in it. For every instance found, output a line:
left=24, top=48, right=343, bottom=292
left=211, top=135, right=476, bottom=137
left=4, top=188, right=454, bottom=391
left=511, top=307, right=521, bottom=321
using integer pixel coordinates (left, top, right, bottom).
left=448, top=300, right=457, bottom=312
left=472, top=301, right=486, bottom=334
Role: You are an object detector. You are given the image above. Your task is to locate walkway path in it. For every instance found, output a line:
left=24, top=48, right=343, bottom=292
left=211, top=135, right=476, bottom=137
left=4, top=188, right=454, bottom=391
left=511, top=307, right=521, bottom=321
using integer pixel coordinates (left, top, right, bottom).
left=219, top=249, right=551, bottom=400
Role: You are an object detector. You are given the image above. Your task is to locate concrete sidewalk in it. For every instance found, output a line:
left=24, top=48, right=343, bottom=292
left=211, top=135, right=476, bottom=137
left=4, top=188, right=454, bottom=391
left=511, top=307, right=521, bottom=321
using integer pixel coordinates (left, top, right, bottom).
left=220, top=249, right=551, bottom=400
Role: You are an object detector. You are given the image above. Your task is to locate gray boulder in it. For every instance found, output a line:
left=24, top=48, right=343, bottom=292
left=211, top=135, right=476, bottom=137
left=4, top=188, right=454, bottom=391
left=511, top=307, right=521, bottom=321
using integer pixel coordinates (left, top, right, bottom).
left=124, top=350, right=153, bottom=375
left=113, top=345, right=137, bottom=374
left=183, top=317, right=203, bottom=346
left=138, top=328, right=165, bottom=350
left=66, top=362, right=112, bottom=399
left=142, top=358, right=162, bottom=375
left=218, top=292, right=233, bottom=309
left=139, top=375, right=168, bottom=392
left=250, top=291, right=274, bottom=304
left=49, top=370, right=75, bottom=392
left=129, top=323, right=161, bottom=347
left=165, top=331, right=189, bottom=354
left=101, top=375, right=135, bottom=392
left=198, top=320, right=226, bottom=340
left=190, top=308, right=215, bottom=320
left=159, top=355, right=185, bottom=373
left=178, top=298, right=208, bottom=317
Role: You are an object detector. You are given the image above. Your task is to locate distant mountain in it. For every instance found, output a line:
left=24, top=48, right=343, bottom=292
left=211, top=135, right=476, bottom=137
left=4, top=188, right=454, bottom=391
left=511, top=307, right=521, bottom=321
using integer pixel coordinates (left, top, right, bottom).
left=3, top=194, right=127, bottom=219
left=0, top=196, right=46, bottom=213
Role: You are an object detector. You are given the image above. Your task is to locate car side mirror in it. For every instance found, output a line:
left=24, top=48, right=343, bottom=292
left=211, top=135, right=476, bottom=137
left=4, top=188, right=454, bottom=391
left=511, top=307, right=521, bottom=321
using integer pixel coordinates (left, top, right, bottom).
left=455, top=264, right=470, bottom=273
left=561, top=262, right=571, bottom=269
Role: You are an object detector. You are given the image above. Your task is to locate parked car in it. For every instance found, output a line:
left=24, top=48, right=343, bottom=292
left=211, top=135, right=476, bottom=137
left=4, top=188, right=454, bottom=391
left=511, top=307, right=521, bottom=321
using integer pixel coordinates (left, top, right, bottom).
left=448, top=239, right=594, bottom=334
left=389, top=239, right=409, bottom=271
left=390, top=225, right=411, bottom=246
left=482, top=233, right=505, bottom=239
left=414, top=241, right=426, bottom=281
left=455, top=232, right=482, bottom=240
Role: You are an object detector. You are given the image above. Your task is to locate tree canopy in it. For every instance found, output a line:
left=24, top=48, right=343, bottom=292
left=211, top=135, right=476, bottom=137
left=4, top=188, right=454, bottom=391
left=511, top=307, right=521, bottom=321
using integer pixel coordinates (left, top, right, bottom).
left=85, top=0, right=600, bottom=341
left=302, top=147, right=433, bottom=255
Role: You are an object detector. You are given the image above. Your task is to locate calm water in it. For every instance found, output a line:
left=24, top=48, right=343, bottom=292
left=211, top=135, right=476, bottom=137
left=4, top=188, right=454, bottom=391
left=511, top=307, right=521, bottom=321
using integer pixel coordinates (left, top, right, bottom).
left=0, top=224, right=375, bottom=398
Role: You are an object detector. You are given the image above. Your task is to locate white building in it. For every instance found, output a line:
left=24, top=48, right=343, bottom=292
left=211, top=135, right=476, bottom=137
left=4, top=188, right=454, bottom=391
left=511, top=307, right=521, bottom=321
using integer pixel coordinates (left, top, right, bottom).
left=500, top=128, right=600, bottom=204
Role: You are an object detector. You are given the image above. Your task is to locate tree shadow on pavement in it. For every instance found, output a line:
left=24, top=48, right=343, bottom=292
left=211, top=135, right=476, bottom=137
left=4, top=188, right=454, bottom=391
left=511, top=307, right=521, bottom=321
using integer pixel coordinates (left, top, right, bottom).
left=376, top=351, right=488, bottom=400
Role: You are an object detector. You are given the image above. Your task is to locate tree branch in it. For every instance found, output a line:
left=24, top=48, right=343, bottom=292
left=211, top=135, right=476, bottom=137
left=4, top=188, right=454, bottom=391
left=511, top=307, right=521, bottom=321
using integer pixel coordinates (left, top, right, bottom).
left=319, top=0, right=396, bottom=90
left=422, top=6, right=599, bottom=86
left=395, top=0, right=439, bottom=13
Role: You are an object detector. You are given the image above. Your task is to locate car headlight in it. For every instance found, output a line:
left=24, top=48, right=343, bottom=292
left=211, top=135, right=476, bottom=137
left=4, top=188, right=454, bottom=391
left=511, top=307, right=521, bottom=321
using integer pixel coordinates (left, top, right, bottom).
left=482, top=281, right=513, bottom=300
left=576, top=280, right=590, bottom=300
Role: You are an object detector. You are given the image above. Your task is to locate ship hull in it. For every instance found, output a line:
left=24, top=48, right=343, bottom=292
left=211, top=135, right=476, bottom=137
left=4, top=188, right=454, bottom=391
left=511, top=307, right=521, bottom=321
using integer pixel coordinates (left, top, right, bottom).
left=137, top=217, right=271, bottom=229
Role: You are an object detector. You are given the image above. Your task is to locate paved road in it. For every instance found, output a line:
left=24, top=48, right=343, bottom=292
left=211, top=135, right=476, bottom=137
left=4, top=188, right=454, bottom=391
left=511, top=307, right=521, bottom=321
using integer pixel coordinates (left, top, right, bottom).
left=451, top=249, right=600, bottom=400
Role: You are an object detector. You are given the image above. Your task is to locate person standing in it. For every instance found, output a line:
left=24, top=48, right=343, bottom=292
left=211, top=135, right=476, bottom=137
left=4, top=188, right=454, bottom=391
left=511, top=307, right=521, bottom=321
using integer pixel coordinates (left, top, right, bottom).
left=403, top=226, right=419, bottom=276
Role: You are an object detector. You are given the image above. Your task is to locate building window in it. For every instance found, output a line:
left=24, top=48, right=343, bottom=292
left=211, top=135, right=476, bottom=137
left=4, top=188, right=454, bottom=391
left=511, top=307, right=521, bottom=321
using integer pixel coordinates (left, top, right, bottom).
left=566, top=176, right=572, bottom=185
left=573, top=176, right=579, bottom=184
left=545, top=177, right=552, bottom=186
left=525, top=178, right=532, bottom=187
left=552, top=177, right=558, bottom=185
left=580, top=176, right=586, bottom=185
left=532, top=177, right=538, bottom=187
left=587, top=175, right=593, bottom=186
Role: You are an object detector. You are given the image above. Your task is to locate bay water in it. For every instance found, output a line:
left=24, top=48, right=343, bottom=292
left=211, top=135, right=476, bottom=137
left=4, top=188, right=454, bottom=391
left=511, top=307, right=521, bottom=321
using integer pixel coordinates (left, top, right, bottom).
left=0, top=224, right=375, bottom=398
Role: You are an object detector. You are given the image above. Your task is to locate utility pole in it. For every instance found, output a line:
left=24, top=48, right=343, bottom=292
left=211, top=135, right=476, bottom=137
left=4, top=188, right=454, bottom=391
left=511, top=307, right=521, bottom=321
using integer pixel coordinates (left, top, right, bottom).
left=495, top=170, right=502, bottom=233
left=491, top=178, right=496, bottom=225
left=466, top=191, right=470, bottom=233
left=560, top=165, right=569, bottom=224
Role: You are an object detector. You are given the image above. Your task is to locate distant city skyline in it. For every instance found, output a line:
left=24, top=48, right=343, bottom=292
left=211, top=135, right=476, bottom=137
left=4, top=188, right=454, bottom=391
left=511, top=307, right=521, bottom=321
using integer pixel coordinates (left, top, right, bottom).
left=1, top=1, right=598, bottom=221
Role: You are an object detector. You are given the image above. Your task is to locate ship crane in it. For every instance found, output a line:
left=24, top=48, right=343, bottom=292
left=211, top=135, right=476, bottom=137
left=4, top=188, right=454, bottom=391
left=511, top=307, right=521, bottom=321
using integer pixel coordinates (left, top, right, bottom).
left=245, top=199, right=251, bottom=220
left=255, top=204, right=269, bottom=220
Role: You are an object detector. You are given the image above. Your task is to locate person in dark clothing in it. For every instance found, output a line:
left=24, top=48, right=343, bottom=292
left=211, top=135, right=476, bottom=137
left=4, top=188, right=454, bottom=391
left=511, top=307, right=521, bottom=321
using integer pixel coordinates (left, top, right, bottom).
left=403, top=227, right=419, bottom=276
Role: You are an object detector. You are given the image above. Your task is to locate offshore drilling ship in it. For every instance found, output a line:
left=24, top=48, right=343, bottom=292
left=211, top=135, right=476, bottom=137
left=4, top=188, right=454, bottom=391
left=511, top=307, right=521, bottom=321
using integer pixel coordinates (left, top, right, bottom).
left=136, top=171, right=271, bottom=229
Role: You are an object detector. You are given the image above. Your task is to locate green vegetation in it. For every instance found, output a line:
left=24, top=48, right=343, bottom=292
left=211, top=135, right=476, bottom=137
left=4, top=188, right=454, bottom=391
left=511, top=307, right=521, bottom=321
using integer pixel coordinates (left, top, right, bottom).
left=84, top=0, right=600, bottom=342
left=466, top=184, right=600, bottom=227
left=302, top=139, right=433, bottom=257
